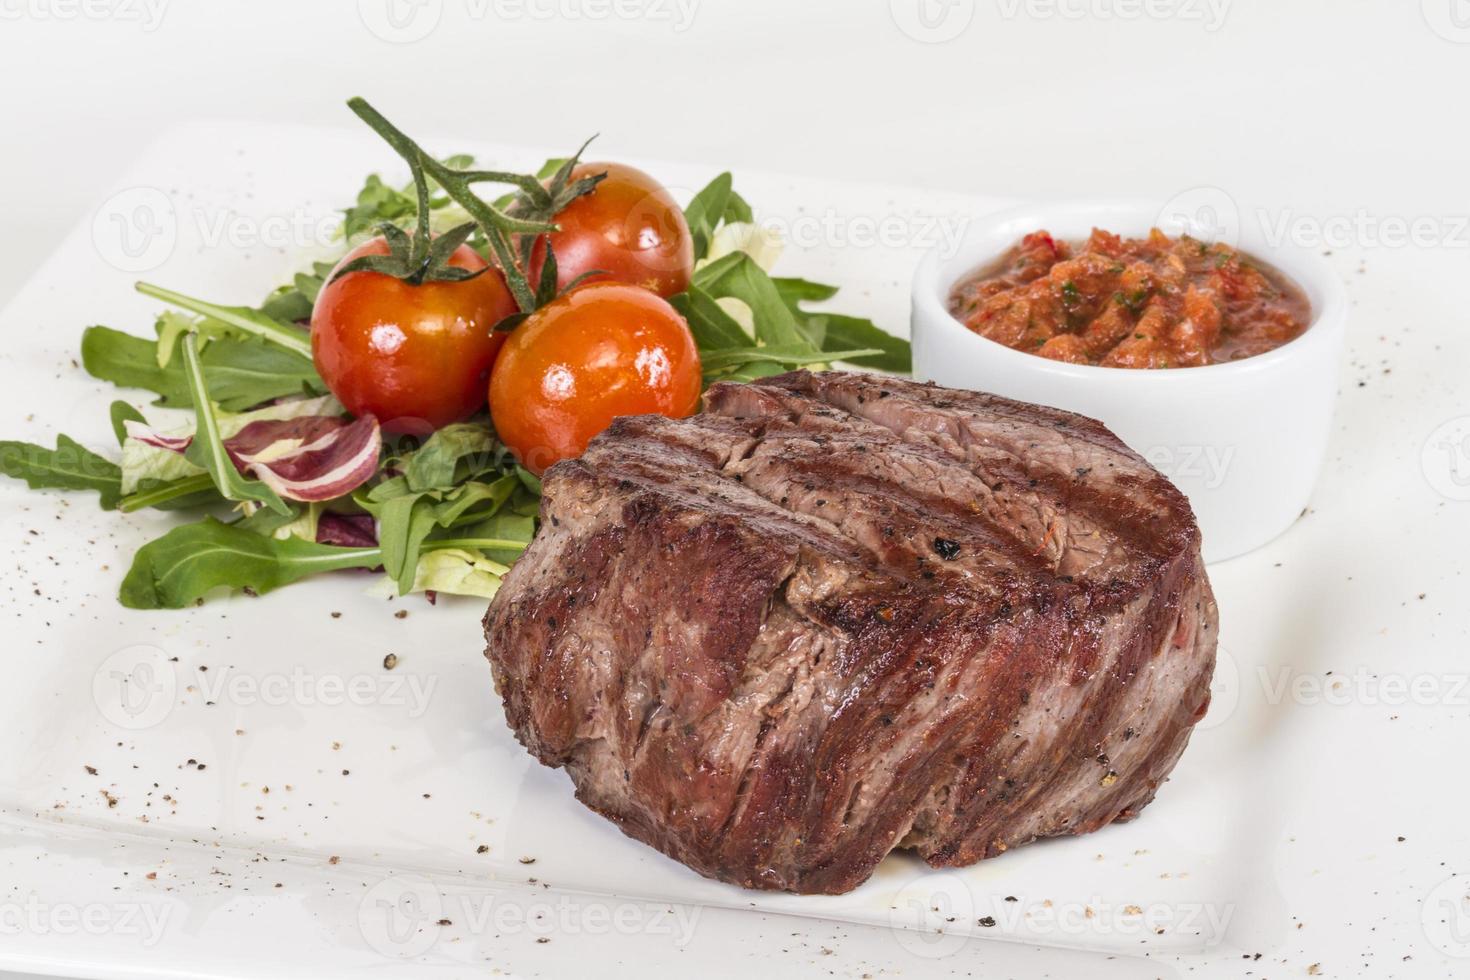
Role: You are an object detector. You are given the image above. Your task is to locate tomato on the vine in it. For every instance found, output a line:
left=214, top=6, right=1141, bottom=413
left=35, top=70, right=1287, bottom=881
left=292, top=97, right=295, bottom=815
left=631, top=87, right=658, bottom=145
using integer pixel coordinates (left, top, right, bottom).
left=527, top=162, right=694, bottom=299
left=489, top=282, right=702, bottom=475
left=311, top=236, right=517, bottom=434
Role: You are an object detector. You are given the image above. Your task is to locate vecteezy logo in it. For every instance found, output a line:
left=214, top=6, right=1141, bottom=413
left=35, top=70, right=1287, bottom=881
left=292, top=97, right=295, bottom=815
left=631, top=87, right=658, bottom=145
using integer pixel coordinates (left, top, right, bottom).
left=92, top=645, right=176, bottom=730
left=889, top=0, right=975, bottom=43
left=1157, top=186, right=1241, bottom=248
left=1423, top=0, right=1470, bottom=42
left=887, top=871, right=975, bottom=958
left=359, top=875, right=444, bottom=958
left=1423, top=876, right=1470, bottom=957
left=357, top=0, right=443, bottom=43
left=91, top=187, right=176, bottom=274
left=1423, top=416, right=1470, bottom=501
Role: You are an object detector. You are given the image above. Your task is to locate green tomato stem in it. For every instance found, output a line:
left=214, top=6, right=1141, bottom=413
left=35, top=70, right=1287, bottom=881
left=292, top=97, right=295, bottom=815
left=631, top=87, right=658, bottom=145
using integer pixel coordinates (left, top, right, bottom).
left=346, top=97, right=557, bottom=313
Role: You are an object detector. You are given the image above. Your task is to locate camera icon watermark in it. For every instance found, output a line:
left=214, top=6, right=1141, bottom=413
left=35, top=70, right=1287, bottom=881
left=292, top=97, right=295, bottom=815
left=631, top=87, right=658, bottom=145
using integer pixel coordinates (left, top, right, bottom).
left=1157, top=186, right=1241, bottom=248
left=1423, top=416, right=1470, bottom=501
left=1423, top=875, right=1470, bottom=958
left=92, top=645, right=176, bottom=731
left=890, top=0, right=975, bottom=43
left=888, top=872, right=975, bottom=958
left=91, top=186, right=177, bottom=274
left=357, top=0, right=443, bottom=43
left=1422, top=0, right=1470, bottom=42
left=359, top=874, right=444, bottom=958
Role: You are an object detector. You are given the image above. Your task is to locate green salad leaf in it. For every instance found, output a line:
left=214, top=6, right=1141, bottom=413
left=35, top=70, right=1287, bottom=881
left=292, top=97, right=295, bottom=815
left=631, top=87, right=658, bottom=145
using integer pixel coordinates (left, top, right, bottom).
left=402, top=422, right=501, bottom=492
left=342, top=153, right=475, bottom=240
left=118, top=474, right=221, bottom=513
left=119, top=517, right=382, bottom=609
left=673, top=175, right=912, bottom=379
left=109, top=401, right=144, bottom=446
left=82, top=324, right=323, bottom=412
left=258, top=261, right=336, bottom=323
left=0, top=435, right=122, bottom=509
left=134, top=283, right=314, bottom=360
left=685, top=172, right=753, bottom=261
left=668, top=285, right=751, bottom=350
left=366, top=547, right=511, bottom=601
left=177, top=333, right=290, bottom=516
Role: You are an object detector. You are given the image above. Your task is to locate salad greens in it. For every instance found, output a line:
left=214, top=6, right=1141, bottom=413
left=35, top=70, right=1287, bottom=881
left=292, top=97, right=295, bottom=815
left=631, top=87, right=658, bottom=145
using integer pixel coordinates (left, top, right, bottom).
left=0, top=98, right=910, bottom=610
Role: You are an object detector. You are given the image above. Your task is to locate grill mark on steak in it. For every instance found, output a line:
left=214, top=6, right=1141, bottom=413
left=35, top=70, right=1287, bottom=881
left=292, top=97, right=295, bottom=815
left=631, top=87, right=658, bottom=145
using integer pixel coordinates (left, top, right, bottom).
left=484, top=371, right=1217, bottom=895
left=704, top=375, right=1178, bottom=585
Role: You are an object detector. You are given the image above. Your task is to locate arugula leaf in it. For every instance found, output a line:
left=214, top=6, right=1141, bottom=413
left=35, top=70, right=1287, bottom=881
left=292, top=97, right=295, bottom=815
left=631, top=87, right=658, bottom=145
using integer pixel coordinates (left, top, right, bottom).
left=805, top=312, right=913, bottom=372
left=198, top=339, right=323, bottom=411
left=362, top=470, right=522, bottom=595
left=699, top=344, right=882, bottom=374
left=693, top=252, right=806, bottom=348
left=722, top=361, right=796, bottom=382
left=153, top=311, right=198, bottom=368
left=772, top=277, right=840, bottom=305
left=82, top=326, right=188, bottom=405
left=684, top=172, right=755, bottom=261
left=119, top=513, right=531, bottom=608
left=236, top=499, right=312, bottom=539
left=134, top=283, right=314, bottom=360
left=668, top=286, right=751, bottom=350
left=118, top=474, right=221, bottom=513
left=433, top=510, right=535, bottom=566
left=259, top=261, right=336, bottom=323
left=681, top=250, right=892, bottom=378
left=109, top=401, right=144, bottom=446
left=402, top=422, right=499, bottom=492
left=178, top=334, right=289, bottom=515
left=118, top=517, right=381, bottom=609
left=773, top=277, right=913, bottom=372
left=342, top=174, right=418, bottom=240
left=685, top=172, right=732, bottom=262
left=679, top=172, right=912, bottom=377
left=376, top=493, right=438, bottom=594
left=258, top=287, right=313, bottom=324
left=0, top=435, right=122, bottom=509
left=82, top=326, right=322, bottom=412
left=430, top=475, right=518, bottom=528
left=724, top=188, right=753, bottom=224
left=515, top=467, right=543, bottom=498
left=342, top=155, right=475, bottom=240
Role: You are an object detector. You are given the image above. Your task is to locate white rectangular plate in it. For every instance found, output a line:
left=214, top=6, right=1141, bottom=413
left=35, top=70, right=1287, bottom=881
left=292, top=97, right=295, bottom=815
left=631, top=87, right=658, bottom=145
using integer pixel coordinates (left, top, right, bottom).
left=0, top=121, right=1461, bottom=980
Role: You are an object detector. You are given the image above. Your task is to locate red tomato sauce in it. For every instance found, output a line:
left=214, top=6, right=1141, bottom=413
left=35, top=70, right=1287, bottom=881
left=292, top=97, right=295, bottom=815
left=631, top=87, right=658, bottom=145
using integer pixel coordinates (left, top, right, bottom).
left=949, top=229, right=1312, bottom=368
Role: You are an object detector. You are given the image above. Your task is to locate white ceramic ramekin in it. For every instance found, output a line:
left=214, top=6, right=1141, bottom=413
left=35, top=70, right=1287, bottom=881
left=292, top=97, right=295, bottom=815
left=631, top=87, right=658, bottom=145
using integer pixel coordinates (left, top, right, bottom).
left=911, top=200, right=1347, bottom=564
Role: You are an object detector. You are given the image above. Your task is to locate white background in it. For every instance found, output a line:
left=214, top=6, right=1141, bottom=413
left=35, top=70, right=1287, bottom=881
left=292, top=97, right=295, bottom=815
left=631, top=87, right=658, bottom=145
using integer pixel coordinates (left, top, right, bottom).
left=0, top=2, right=1467, bottom=978
left=0, top=0, right=1466, bottom=306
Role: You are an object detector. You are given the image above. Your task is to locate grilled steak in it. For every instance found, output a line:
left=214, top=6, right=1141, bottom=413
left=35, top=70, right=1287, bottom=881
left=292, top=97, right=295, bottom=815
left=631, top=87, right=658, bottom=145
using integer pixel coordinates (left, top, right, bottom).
left=483, top=370, right=1217, bottom=895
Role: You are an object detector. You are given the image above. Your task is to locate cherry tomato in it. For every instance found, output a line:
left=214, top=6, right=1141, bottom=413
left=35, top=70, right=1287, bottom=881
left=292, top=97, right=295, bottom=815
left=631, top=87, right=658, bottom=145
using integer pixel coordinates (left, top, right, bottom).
left=527, top=162, right=694, bottom=299
left=311, top=236, right=516, bottom=434
left=489, top=282, right=702, bottom=474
